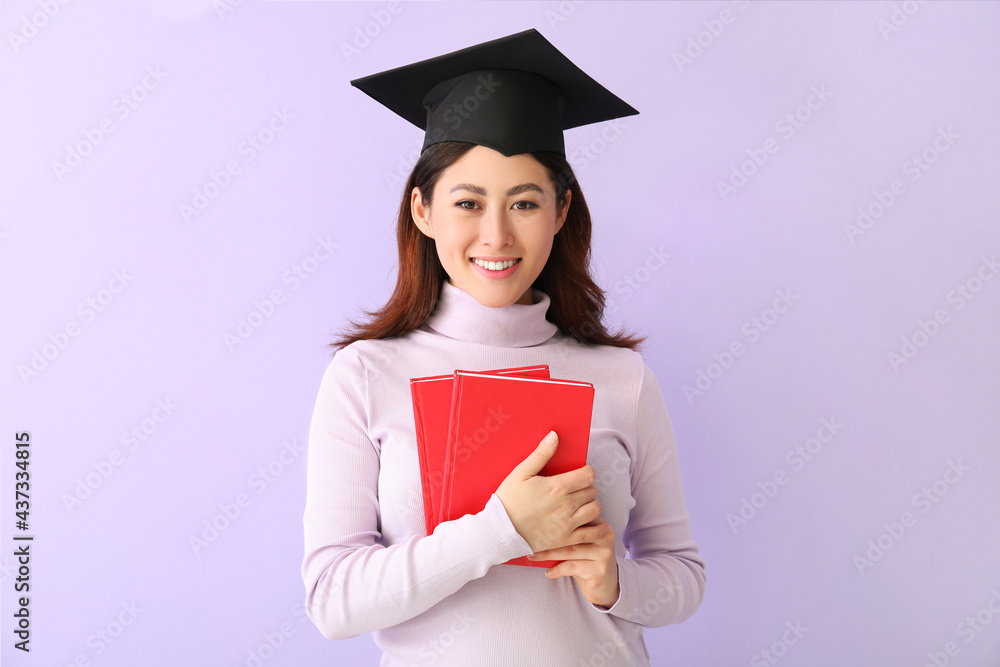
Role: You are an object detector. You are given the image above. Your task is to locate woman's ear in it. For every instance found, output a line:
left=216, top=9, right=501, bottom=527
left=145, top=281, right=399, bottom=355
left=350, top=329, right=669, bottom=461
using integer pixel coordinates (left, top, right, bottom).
left=554, top=189, right=572, bottom=235
left=411, top=186, right=433, bottom=238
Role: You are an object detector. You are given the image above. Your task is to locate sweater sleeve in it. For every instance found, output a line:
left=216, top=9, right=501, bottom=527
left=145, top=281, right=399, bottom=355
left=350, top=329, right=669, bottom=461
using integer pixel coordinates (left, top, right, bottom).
left=301, top=345, right=534, bottom=640
left=595, top=361, right=707, bottom=625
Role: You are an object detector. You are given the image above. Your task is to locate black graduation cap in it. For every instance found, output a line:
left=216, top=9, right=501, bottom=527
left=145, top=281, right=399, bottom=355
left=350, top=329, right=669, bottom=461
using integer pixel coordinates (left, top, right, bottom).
left=349, top=28, right=638, bottom=157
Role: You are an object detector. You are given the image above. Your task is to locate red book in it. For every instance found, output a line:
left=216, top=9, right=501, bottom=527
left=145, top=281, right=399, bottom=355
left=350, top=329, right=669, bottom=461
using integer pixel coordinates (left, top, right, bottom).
left=409, top=365, right=550, bottom=536
left=441, top=370, right=594, bottom=568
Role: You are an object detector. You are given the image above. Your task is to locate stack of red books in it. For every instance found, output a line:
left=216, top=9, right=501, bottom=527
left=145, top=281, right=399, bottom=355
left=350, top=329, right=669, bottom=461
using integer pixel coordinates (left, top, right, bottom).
left=409, top=365, right=594, bottom=568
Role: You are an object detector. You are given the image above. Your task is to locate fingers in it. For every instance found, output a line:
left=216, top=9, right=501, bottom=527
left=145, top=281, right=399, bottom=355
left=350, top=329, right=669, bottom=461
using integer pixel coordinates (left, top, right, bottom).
left=577, top=514, right=609, bottom=528
left=549, top=463, right=596, bottom=491
left=550, top=479, right=600, bottom=539
left=531, top=522, right=610, bottom=559
left=513, top=431, right=559, bottom=479
left=570, top=495, right=602, bottom=527
left=565, top=484, right=599, bottom=510
left=572, top=520, right=611, bottom=545
left=528, top=524, right=612, bottom=561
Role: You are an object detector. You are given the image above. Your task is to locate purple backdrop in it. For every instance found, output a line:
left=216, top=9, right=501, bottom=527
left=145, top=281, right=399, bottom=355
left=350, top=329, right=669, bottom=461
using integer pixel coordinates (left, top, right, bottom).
left=2, top=1, right=999, bottom=665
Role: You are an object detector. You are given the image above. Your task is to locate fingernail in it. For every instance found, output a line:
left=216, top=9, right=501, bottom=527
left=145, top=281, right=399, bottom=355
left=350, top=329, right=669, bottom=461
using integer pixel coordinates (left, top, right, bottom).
left=544, top=431, right=556, bottom=445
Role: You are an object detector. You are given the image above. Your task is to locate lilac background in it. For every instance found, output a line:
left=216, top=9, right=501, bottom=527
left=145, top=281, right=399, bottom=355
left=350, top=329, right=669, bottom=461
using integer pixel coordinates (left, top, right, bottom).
left=2, top=1, right=999, bottom=665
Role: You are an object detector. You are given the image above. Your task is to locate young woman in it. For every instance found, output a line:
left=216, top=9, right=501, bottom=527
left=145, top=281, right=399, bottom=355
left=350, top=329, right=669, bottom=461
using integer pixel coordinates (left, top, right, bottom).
left=302, top=29, right=706, bottom=666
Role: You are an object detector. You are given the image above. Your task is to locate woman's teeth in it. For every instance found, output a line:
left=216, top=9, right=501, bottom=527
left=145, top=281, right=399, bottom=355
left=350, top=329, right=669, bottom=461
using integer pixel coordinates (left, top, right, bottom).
left=472, top=258, right=520, bottom=271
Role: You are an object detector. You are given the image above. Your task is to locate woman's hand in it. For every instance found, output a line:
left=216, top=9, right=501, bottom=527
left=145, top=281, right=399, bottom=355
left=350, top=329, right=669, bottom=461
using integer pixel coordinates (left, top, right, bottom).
left=495, top=431, right=604, bottom=553
left=527, top=515, right=620, bottom=609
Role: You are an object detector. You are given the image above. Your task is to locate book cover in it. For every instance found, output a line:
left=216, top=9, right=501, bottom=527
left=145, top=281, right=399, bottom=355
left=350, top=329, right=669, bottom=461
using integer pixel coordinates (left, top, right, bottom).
left=442, top=370, right=594, bottom=568
left=409, top=365, right=549, bottom=536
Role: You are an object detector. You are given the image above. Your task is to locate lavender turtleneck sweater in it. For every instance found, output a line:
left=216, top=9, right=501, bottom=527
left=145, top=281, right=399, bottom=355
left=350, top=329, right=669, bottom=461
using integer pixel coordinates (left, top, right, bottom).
left=301, top=280, right=706, bottom=666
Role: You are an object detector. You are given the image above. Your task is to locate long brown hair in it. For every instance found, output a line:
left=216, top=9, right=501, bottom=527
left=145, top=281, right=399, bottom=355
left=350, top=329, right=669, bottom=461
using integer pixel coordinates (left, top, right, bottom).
left=326, top=141, right=647, bottom=354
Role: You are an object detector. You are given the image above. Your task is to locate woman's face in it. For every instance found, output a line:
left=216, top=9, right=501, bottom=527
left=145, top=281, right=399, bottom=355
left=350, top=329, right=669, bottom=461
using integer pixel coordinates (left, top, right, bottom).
left=411, top=145, right=570, bottom=308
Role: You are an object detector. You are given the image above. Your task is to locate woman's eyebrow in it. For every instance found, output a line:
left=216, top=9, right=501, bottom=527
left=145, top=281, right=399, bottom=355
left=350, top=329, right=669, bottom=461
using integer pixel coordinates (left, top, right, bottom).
left=448, top=183, right=545, bottom=196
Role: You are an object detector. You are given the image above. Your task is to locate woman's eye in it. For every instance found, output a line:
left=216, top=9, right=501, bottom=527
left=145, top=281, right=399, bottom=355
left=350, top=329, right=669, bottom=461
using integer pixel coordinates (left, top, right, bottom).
left=455, top=200, right=538, bottom=211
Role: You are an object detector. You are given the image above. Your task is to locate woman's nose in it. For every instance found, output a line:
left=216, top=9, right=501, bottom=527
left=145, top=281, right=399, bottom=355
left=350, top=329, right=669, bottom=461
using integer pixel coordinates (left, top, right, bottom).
left=479, top=205, right=513, bottom=246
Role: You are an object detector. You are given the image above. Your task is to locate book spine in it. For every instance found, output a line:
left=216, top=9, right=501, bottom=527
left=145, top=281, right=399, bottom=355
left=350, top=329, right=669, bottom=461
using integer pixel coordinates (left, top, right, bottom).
left=440, top=373, right=465, bottom=525
left=409, top=382, right=435, bottom=536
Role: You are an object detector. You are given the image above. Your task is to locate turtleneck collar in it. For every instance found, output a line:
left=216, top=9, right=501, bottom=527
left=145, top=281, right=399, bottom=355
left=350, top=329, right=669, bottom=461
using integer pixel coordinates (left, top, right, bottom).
left=421, top=279, right=559, bottom=348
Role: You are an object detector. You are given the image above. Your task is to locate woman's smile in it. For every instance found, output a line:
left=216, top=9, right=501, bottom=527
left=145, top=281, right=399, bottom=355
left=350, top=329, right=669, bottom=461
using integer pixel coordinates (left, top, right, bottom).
left=470, top=257, right=522, bottom=277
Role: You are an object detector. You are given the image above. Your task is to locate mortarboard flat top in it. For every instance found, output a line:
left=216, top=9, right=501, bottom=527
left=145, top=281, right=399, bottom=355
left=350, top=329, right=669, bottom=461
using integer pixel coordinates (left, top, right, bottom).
left=349, top=28, right=638, bottom=157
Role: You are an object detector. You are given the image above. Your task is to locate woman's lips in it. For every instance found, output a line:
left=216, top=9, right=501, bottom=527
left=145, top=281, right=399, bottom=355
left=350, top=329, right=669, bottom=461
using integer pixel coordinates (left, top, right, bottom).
left=470, top=257, right=521, bottom=278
